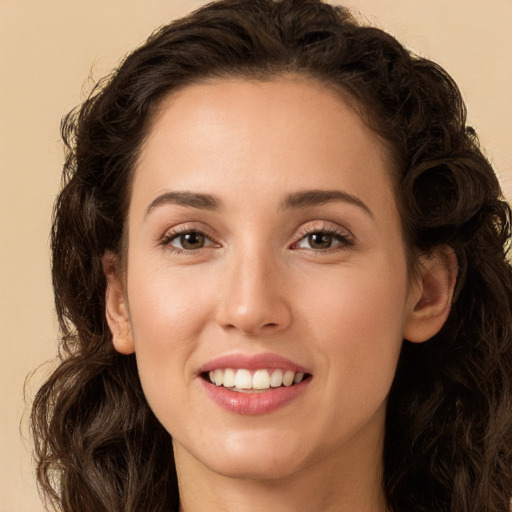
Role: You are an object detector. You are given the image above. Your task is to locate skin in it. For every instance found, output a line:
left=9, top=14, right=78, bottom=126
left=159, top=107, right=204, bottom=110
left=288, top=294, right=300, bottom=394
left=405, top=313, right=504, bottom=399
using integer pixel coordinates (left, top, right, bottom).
left=104, top=77, right=456, bottom=511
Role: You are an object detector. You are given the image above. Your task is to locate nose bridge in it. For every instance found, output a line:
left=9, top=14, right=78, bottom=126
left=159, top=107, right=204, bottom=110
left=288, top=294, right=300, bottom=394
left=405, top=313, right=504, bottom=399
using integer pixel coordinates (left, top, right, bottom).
left=216, top=239, right=291, bottom=335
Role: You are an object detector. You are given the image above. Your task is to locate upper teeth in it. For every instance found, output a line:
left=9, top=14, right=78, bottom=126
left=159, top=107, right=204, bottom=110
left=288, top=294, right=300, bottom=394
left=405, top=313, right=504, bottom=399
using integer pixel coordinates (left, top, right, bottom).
left=208, top=368, right=305, bottom=390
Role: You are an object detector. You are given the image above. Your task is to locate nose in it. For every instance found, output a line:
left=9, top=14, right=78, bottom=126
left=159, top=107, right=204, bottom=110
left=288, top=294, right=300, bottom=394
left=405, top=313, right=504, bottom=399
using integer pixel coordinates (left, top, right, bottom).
left=215, top=247, right=292, bottom=336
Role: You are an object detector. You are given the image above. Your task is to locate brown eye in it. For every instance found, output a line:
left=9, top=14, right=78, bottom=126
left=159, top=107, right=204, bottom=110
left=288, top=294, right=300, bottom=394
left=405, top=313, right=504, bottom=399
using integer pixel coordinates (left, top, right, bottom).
left=169, top=231, right=208, bottom=250
left=295, top=229, right=353, bottom=251
left=307, top=233, right=334, bottom=249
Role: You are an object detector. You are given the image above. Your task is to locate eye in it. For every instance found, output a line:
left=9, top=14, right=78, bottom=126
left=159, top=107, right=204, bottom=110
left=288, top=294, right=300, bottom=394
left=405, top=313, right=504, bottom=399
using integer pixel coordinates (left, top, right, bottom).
left=298, top=232, right=341, bottom=250
left=163, top=230, right=216, bottom=251
left=291, top=223, right=354, bottom=252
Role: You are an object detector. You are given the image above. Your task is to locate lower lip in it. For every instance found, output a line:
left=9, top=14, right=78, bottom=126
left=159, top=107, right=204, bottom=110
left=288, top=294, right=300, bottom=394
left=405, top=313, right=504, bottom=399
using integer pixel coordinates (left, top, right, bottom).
left=200, top=378, right=309, bottom=415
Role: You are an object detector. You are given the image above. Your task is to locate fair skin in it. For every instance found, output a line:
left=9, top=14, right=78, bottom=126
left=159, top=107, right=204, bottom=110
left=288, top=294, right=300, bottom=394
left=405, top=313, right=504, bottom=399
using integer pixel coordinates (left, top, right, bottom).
left=104, top=77, right=456, bottom=512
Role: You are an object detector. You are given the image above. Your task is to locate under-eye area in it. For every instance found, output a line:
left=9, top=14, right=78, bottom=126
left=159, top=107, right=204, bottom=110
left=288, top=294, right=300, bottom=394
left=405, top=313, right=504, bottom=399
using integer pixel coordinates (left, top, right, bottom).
left=202, top=368, right=312, bottom=392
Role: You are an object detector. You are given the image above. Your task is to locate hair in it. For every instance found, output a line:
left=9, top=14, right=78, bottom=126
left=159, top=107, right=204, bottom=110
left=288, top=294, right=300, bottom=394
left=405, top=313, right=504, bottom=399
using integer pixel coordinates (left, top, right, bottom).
left=31, top=0, right=512, bottom=511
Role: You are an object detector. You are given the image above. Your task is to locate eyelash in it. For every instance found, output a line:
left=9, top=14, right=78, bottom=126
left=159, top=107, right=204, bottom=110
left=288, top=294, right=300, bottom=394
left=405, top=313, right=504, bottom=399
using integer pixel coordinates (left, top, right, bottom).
left=159, top=223, right=354, bottom=254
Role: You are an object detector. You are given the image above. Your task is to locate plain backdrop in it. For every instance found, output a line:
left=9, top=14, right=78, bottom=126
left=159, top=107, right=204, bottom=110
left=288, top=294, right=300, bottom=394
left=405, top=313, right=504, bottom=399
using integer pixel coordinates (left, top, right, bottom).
left=1, top=1, right=511, bottom=510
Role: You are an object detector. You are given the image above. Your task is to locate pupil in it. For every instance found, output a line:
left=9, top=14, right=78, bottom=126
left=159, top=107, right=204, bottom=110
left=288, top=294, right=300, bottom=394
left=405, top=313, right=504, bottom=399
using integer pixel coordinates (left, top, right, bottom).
left=309, top=233, right=332, bottom=249
left=181, top=232, right=205, bottom=249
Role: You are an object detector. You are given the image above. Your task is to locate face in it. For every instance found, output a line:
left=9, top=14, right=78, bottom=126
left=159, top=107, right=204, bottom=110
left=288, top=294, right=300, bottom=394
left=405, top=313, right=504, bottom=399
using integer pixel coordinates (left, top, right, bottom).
left=107, top=77, right=434, bottom=483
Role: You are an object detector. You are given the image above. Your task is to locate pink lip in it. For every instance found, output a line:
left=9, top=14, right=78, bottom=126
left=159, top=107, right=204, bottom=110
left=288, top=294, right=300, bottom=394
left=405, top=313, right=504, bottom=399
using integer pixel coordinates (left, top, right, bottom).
left=200, top=378, right=310, bottom=415
left=198, top=352, right=311, bottom=415
left=199, top=352, right=309, bottom=373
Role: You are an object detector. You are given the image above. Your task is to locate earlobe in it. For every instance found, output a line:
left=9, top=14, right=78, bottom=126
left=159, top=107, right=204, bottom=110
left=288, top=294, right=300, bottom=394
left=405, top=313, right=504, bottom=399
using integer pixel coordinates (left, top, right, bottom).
left=102, top=251, right=135, bottom=355
left=403, top=245, right=458, bottom=343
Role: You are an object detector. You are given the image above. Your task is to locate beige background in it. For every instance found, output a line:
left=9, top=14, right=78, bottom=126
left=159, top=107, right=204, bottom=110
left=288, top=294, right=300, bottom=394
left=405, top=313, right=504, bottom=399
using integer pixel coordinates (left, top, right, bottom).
left=1, top=1, right=511, bottom=510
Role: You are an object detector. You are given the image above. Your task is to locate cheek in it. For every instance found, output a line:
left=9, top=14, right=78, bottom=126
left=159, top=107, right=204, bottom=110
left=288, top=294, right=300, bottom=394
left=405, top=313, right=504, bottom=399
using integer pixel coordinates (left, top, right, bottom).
left=299, top=259, right=407, bottom=398
left=125, top=265, right=215, bottom=405
left=300, top=257, right=407, bottom=333
left=128, top=263, right=213, bottom=342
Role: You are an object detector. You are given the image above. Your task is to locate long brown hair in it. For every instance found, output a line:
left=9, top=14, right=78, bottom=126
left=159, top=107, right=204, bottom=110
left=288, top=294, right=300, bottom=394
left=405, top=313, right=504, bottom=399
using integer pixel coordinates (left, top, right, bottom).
left=31, top=1, right=512, bottom=510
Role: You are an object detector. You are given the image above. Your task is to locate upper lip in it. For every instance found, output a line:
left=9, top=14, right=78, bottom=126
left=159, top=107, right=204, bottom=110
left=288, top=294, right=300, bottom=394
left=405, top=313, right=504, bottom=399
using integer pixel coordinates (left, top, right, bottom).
left=199, top=352, right=310, bottom=374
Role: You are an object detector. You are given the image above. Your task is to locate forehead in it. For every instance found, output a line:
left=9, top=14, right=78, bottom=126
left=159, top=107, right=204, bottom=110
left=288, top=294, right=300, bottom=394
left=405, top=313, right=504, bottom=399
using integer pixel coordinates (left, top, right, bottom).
left=131, top=77, right=395, bottom=214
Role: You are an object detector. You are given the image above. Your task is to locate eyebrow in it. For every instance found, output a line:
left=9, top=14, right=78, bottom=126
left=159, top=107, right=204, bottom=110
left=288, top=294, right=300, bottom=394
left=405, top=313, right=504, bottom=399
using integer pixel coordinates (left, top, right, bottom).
left=281, top=189, right=373, bottom=217
left=145, top=191, right=219, bottom=216
left=144, top=188, right=372, bottom=217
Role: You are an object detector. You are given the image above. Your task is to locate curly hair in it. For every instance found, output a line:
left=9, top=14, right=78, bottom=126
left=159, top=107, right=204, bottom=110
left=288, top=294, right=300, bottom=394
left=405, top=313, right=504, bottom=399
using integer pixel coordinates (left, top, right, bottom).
left=31, top=0, right=512, bottom=510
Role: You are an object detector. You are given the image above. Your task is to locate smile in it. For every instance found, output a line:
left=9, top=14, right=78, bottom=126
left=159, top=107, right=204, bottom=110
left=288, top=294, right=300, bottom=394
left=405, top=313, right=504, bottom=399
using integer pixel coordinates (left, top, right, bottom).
left=207, top=368, right=306, bottom=392
left=199, top=353, right=312, bottom=414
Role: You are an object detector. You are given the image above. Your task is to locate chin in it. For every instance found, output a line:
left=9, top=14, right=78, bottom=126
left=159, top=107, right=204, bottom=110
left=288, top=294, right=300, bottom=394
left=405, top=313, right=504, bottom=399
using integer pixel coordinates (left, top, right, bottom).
left=178, top=427, right=313, bottom=481
left=205, top=451, right=304, bottom=481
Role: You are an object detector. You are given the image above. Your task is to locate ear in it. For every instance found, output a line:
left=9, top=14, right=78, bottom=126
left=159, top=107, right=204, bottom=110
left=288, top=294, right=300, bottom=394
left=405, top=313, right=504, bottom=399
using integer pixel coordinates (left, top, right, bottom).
left=403, top=245, right=458, bottom=343
left=102, top=251, right=135, bottom=355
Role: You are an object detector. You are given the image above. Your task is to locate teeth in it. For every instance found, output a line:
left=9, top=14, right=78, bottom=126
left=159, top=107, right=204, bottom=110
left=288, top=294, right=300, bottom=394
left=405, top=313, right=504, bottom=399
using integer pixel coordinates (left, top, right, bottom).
left=283, top=370, right=294, bottom=387
left=253, top=369, right=270, bottom=390
left=270, top=369, right=283, bottom=387
left=223, top=368, right=236, bottom=388
left=234, top=369, right=252, bottom=389
left=214, top=369, right=223, bottom=386
left=207, top=368, right=307, bottom=391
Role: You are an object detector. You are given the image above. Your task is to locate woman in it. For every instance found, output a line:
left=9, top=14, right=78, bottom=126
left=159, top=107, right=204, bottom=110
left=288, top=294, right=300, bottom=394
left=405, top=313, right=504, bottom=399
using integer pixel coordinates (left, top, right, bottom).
left=31, top=0, right=512, bottom=510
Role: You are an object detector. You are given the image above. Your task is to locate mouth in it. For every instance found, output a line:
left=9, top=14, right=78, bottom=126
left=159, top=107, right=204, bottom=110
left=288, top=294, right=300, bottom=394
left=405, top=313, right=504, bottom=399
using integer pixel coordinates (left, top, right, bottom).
left=198, top=353, right=312, bottom=414
left=202, top=368, right=311, bottom=393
